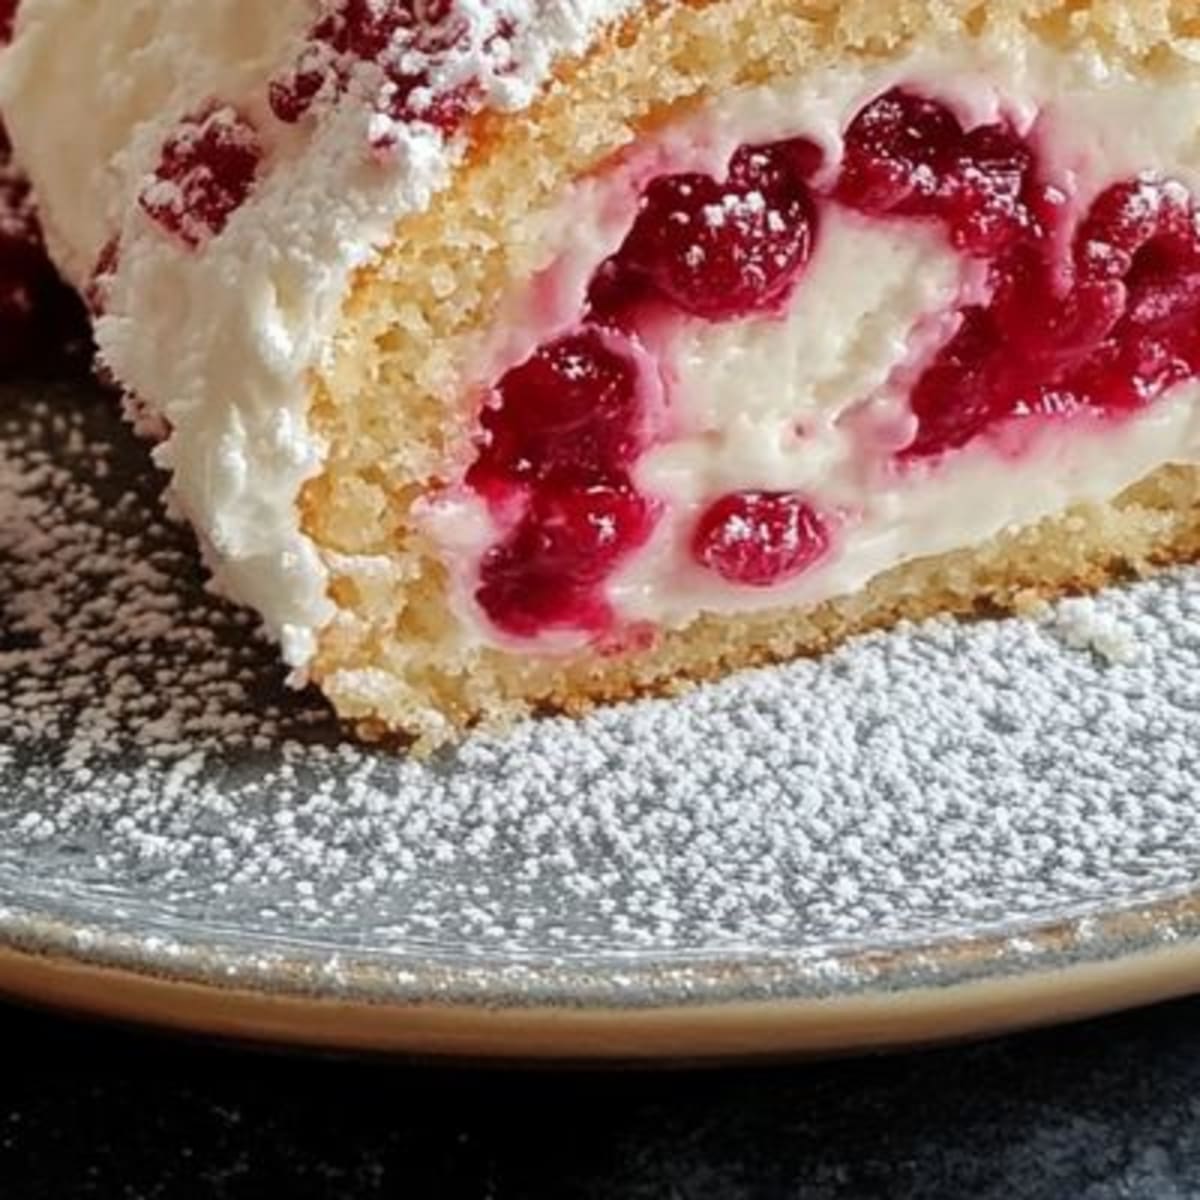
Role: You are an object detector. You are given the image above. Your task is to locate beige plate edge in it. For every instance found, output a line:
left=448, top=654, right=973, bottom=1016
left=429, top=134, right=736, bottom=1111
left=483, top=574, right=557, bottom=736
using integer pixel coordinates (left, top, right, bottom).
left=0, top=939, right=1197, bottom=1060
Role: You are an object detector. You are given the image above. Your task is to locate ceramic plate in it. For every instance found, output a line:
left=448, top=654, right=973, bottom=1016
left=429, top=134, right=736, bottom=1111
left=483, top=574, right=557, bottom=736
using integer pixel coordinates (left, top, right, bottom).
left=2, top=373, right=1200, bottom=1060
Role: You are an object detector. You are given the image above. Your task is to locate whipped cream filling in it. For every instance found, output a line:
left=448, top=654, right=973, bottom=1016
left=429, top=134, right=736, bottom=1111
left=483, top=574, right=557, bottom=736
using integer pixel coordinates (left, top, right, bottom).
left=424, top=39, right=1200, bottom=649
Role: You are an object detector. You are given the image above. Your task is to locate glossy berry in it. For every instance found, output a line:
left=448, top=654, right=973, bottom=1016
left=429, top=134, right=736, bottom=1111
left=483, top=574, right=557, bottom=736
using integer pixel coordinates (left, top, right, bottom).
left=837, top=88, right=1040, bottom=255
left=1071, top=177, right=1200, bottom=405
left=1075, top=177, right=1199, bottom=282
left=600, top=139, right=819, bottom=321
left=477, top=482, right=655, bottom=636
left=469, top=327, right=659, bottom=636
left=901, top=307, right=1005, bottom=458
left=471, top=329, right=647, bottom=490
left=139, top=106, right=263, bottom=249
left=692, top=491, right=830, bottom=586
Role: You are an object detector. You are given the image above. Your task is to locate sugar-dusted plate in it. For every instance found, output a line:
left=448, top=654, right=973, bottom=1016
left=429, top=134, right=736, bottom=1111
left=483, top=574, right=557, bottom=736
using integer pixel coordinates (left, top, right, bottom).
left=2, top=375, right=1200, bottom=1059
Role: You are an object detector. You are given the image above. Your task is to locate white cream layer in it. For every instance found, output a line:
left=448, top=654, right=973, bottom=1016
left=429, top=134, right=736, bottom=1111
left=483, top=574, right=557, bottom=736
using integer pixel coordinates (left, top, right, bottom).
left=425, top=39, right=1200, bottom=647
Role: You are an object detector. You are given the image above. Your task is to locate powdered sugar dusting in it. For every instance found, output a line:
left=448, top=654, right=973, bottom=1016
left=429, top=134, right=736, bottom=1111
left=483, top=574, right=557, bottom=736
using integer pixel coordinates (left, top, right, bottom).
left=1048, top=596, right=1143, bottom=665
left=138, top=105, right=265, bottom=249
left=268, top=0, right=526, bottom=142
left=3, top=378, right=1200, bottom=978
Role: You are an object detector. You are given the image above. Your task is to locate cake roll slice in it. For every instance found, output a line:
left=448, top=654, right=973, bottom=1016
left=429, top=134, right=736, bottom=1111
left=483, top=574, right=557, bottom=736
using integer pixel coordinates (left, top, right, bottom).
left=7, top=0, right=1200, bottom=744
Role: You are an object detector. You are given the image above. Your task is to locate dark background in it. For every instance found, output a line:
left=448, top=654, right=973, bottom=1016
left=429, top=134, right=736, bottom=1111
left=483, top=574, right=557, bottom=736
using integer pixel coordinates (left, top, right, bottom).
left=2, top=995, right=1199, bottom=1198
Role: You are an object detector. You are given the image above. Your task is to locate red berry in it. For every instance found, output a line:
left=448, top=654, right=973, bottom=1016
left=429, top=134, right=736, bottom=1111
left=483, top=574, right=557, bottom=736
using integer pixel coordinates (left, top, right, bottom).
left=1068, top=178, right=1200, bottom=409
left=901, top=308, right=1005, bottom=458
left=831, top=84, right=1200, bottom=460
left=270, top=0, right=404, bottom=124
left=471, top=328, right=648, bottom=489
left=606, top=139, right=819, bottom=320
left=585, top=257, right=654, bottom=327
left=1075, top=177, right=1198, bottom=282
left=269, top=0, right=504, bottom=140
left=837, top=89, right=961, bottom=214
left=899, top=172, right=1200, bottom=459
left=837, top=89, right=1040, bottom=255
left=950, top=123, right=1041, bottom=254
left=477, top=482, right=656, bottom=636
left=139, top=106, right=263, bottom=249
left=692, top=492, right=830, bottom=586
left=467, top=323, right=660, bottom=638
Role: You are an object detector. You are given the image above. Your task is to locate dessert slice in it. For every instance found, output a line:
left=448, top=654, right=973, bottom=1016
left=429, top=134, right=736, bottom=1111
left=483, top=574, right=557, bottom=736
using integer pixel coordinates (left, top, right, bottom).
left=6, top=0, right=1200, bottom=745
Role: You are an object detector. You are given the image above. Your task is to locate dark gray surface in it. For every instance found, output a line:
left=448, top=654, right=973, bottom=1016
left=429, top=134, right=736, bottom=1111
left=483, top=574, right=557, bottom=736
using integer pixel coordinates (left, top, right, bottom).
left=2, top=996, right=1199, bottom=1198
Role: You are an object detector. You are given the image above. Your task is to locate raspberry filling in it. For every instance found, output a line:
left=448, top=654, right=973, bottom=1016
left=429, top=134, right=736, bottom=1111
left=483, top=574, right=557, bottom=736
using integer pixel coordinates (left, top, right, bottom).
left=470, top=140, right=820, bottom=637
left=469, top=328, right=661, bottom=636
left=836, top=91, right=1200, bottom=459
left=835, top=88, right=1049, bottom=257
left=590, top=139, right=821, bottom=323
left=462, top=83, right=1200, bottom=644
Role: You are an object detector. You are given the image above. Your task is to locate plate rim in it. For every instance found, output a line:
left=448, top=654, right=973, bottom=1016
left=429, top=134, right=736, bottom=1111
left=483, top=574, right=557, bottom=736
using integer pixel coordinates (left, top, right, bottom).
left=1, top=891, right=1198, bottom=1057
left=1, top=931, right=1198, bottom=1060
